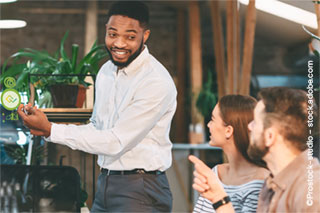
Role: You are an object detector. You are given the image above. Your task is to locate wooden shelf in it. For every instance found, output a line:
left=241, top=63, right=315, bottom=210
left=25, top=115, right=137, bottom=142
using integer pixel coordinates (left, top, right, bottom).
left=40, top=108, right=93, bottom=123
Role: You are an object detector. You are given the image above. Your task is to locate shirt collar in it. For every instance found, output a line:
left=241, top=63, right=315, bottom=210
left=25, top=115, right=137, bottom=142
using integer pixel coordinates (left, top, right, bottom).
left=266, top=150, right=308, bottom=191
left=114, top=45, right=149, bottom=76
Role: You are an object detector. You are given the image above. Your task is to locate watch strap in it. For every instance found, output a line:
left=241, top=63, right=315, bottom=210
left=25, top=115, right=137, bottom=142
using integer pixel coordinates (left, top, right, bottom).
left=212, top=196, right=231, bottom=210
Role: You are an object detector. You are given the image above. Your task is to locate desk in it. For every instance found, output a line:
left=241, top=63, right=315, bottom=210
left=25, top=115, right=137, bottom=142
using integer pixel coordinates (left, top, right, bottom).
left=172, top=143, right=222, bottom=210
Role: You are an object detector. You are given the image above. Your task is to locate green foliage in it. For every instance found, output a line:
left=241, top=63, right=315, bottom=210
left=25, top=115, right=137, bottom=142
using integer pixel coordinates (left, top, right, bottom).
left=38, top=90, right=53, bottom=108
left=4, top=143, right=47, bottom=165
left=80, top=188, right=88, bottom=207
left=4, top=144, right=27, bottom=164
left=0, top=31, right=108, bottom=99
left=196, top=70, right=217, bottom=119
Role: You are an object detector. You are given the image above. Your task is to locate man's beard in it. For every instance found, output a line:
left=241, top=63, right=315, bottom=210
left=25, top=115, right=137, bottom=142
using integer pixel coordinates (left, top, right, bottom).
left=105, top=40, right=144, bottom=68
left=247, top=135, right=269, bottom=163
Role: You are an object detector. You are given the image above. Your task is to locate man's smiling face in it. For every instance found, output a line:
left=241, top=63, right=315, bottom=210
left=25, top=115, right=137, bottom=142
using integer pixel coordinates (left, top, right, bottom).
left=105, top=15, right=150, bottom=68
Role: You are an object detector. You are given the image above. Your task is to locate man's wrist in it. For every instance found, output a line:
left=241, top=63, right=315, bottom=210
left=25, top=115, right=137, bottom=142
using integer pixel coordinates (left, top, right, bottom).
left=44, top=122, right=52, bottom=138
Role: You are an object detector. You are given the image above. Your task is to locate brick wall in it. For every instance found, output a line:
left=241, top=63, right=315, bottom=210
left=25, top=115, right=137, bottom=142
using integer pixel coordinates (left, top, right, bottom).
left=0, top=1, right=177, bottom=77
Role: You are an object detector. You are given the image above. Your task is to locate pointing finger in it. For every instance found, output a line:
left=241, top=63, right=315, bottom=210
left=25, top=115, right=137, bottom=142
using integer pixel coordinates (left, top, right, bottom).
left=189, top=155, right=211, bottom=171
left=188, top=155, right=203, bottom=165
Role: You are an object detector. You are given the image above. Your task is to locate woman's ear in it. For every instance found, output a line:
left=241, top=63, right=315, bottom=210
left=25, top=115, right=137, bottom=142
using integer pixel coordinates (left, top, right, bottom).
left=225, top=125, right=234, bottom=140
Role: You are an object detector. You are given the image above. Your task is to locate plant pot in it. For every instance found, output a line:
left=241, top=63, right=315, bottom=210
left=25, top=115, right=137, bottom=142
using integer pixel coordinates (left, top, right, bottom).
left=50, top=84, right=87, bottom=108
left=75, top=84, right=87, bottom=108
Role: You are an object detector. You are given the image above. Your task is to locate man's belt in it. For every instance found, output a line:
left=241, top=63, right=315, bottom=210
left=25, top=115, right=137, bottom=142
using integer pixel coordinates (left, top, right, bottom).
left=101, top=168, right=164, bottom=175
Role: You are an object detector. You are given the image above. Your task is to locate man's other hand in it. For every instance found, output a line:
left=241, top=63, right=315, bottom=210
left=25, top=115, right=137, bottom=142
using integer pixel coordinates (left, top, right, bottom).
left=17, top=104, right=52, bottom=137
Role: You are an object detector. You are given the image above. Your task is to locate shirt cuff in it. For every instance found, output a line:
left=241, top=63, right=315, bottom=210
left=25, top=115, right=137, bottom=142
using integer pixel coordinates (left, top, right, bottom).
left=43, top=123, right=56, bottom=142
left=44, top=123, right=62, bottom=144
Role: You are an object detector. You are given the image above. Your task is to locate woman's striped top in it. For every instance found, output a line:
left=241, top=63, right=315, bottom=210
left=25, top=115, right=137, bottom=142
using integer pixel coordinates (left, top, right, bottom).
left=193, top=165, right=265, bottom=213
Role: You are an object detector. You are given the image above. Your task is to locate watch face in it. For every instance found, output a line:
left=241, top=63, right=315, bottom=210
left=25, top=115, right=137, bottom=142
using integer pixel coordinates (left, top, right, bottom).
left=1, top=89, right=21, bottom=110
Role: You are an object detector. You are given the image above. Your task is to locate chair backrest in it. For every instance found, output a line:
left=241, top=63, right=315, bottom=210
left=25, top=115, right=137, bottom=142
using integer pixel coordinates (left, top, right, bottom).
left=0, top=164, right=81, bottom=212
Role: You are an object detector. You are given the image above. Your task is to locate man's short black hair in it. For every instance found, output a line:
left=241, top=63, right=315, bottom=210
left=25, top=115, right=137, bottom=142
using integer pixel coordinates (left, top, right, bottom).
left=107, top=1, right=149, bottom=29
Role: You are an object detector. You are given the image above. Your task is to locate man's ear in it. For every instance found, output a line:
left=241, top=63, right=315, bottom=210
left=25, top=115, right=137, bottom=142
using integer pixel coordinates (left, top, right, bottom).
left=264, top=127, right=277, bottom=147
left=143, top=29, right=150, bottom=43
left=225, top=125, right=234, bottom=140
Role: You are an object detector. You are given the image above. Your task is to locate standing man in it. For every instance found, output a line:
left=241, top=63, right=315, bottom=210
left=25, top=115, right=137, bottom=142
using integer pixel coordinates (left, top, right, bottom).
left=18, top=1, right=176, bottom=212
left=189, top=87, right=319, bottom=213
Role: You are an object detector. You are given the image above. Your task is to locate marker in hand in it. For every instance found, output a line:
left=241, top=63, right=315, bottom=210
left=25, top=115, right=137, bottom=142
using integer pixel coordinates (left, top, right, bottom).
left=22, top=103, right=34, bottom=115
left=23, top=106, right=30, bottom=115
left=23, top=83, right=35, bottom=115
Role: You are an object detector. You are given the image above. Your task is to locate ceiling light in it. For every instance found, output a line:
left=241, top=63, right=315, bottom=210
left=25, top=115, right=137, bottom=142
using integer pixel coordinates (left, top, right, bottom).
left=0, top=20, right=27, bottom=29
left=0, top=0, right=17, bottom=3
left=239, top=0, right=317, bottom=29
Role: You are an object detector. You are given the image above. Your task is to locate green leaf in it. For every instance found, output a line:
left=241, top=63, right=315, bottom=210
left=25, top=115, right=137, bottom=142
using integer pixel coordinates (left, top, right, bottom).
left=60, top=31, right=69, bottom=61
left=89, top=40, right=98, bottom=51
left=11, top=49, right=57, bottom=65
left=78, top=63, right=91, bottom=76
left=91, top=50, right=108, bottom=65
left=71, top=76, right=79, bottom=84
left=0, top=64, right=26, bottom=84
left=75, top=44, right=105, bottom=74
left=1, top=54, right=19, bottom=72
left=71, top=44, right=79, bottom=71
left=57, top=60, right=73, bottom=74
left=16, top=69, right=29, bottom=89
left=38, top=91, right=53, bottom=108
left=80, top=189, right=88, bottom=207
left=196, top=70, right=217, bottom=119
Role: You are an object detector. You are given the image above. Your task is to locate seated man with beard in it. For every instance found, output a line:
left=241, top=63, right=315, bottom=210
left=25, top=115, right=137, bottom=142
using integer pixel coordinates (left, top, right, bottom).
left=189, top=87, right=319, bottom=213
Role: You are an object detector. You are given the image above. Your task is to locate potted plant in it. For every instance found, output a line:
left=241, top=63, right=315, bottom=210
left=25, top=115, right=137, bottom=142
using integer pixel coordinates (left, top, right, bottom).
left=194, top=69, right=218, bottom=143
left=0, top=31, right=108, bottom=108
left=196, top=69, right=218, bottom=119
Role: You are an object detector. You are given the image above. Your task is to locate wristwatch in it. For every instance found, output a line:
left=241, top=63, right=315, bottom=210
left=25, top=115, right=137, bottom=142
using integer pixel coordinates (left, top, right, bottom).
left=212, top=196, right=231, bottom=210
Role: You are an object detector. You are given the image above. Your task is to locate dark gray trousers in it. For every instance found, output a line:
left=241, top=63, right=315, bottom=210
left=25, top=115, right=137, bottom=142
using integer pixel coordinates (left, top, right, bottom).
left=91, top=172, right=172, bottom=212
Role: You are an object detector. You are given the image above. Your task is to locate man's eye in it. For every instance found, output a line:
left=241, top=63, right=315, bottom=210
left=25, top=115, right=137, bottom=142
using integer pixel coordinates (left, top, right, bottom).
left=108, top=33, right=116, bottom=37
left=128, top=36, right=135, bottom=40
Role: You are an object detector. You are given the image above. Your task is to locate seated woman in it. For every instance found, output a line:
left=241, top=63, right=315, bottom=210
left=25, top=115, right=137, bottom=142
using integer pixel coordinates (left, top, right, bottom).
left=193, top=95, right=269, bottom=213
